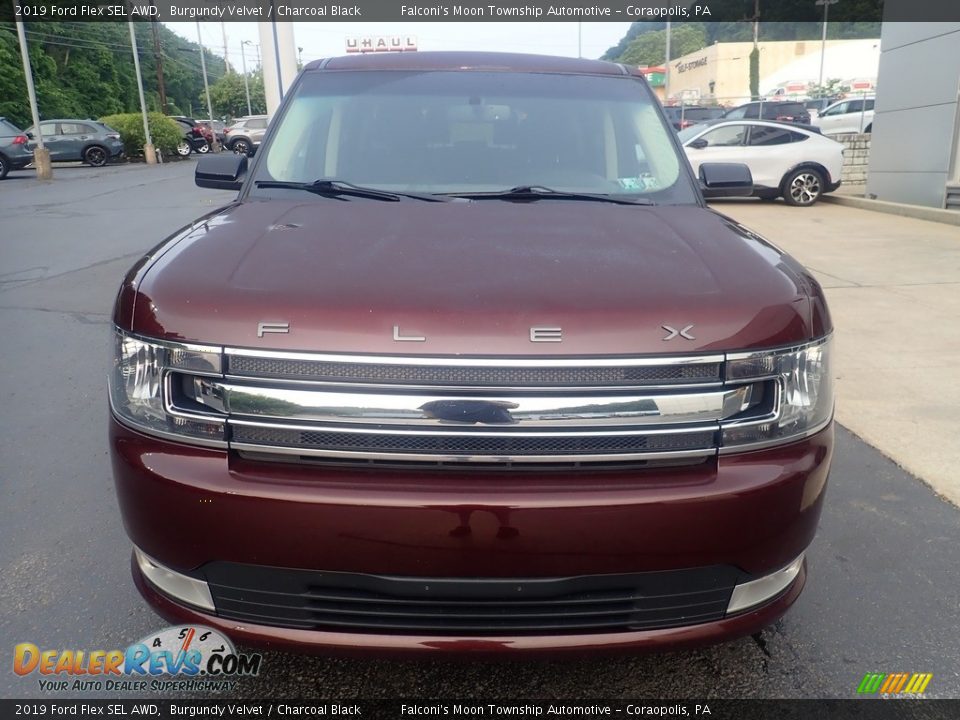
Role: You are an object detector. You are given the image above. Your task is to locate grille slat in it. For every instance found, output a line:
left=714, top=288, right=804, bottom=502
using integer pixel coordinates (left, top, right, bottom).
left=227, top=355, right=722, bottom=387
left=205, top=563, right=740, bottom=636
left=231, top=425, right=716, bottom=457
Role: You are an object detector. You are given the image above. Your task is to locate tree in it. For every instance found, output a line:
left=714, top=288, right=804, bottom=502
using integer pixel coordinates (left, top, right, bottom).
left=208, top=70, right=266, bottom=119
left=0, top=21, right=227, bottom=126
left=617, top=25, right=707, bottom=67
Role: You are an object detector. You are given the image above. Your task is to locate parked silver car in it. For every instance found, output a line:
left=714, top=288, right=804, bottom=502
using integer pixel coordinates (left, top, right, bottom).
left=223, top=115, right=269, bottom=155
left=24, top=119, right=124, bottom=166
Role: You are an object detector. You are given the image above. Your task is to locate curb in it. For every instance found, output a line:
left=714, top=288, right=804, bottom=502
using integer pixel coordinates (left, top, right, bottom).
left=822, top=194, right=960, bottom=227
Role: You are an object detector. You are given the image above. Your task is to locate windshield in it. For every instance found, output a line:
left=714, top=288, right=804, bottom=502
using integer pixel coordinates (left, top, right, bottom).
left=255, top=70, right=696, bottom=203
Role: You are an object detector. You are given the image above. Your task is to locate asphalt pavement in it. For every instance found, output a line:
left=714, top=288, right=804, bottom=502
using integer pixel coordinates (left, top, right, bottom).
left=1, top=162, right=958, bottom=700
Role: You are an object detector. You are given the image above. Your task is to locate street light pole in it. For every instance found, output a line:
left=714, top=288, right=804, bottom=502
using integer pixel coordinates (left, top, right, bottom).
left=196, top=22, right=221, bottom=152
left=240, top=40, right=253, bottom=116
left=14, top=5, right=51, bottom=179
left=816, top=0, right=840, bottom=92
left=577, top=22, right=582, bottom=59
left=129, top=20, right=157, bottom=164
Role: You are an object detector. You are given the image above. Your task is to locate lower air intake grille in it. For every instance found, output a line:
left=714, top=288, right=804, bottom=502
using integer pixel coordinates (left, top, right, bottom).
left=203, top=563, right=742, bottom=635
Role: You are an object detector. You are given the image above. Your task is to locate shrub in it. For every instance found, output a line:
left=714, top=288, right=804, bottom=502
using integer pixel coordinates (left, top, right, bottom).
left=98, top=112, right=183, bottom=159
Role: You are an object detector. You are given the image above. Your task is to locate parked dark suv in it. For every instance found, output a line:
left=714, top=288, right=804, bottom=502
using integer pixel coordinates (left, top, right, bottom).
left=663, top=105, right=725, bottom=130
left=723, top=100, right=811, bottom=125
left=110, top=52, right=834, bottom=656
left=0, top=117, right=34, bottom=179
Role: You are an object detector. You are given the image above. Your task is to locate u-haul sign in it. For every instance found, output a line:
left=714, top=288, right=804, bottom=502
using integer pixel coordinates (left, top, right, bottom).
left=346, top=36, right=418, bottom=53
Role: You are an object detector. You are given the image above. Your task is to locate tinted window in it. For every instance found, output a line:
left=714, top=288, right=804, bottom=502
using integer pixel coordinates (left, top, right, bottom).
left=846, top=100, right=863, bottom=113
left=724, top=106, right=748, bottom=120
left=824, top=102, right=848, bottom=116
left=698, top=124, right=746, bottom=147
left=865, top=99, right=875, bottom=110
left=246, top=118, right=268, bottom=129
left=60, top=123, right=94, bottom=135
left=748, top=125, right=794, bottom=146
left=260, top=71, right=695, bottom=203
left=0, top=119, right=21, bottom=134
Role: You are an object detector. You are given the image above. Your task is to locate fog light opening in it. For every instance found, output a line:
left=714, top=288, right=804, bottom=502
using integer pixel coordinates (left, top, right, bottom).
left=726, top=554, right=804, bottom=615
left=134, top=547, right=215, bottom=612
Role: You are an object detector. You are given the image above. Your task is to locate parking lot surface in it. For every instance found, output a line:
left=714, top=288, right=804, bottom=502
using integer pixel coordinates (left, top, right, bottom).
left=1, top=162, right=958, bottom=699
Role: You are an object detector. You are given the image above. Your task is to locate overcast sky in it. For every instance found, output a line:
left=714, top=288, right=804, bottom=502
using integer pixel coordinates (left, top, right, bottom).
left=165, top=22, right=634, bottom=69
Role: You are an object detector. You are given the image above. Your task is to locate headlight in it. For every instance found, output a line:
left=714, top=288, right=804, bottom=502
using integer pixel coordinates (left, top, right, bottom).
left=109, top=329, right=226, bottom=446
left=720, top=336, right=833, bottom=452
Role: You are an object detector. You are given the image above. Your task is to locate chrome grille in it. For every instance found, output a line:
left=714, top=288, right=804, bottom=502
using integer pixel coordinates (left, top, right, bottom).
left=211, top=350, right=732, bottom=465
left=227, top=354, right=722, bottom=387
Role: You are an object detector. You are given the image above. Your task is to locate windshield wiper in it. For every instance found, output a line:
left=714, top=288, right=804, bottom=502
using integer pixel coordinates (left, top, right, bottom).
left=445, top=185, right=656, bottom=205
left=254, top=179, right=452, bottom=202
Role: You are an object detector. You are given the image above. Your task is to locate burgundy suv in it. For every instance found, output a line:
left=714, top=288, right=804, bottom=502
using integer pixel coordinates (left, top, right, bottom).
left=110, top=52, right=834, bottom=656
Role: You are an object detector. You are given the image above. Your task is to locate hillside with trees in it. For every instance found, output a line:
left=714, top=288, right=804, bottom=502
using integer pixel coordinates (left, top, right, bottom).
left=0, top=21, right=264, bottom=128
left=603, top=12, right=882, bottom=67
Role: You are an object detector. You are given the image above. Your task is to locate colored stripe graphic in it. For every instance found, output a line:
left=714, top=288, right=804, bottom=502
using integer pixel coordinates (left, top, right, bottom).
left=858, top=672, right=932, bottom=694
left=857, top=673, right=886, bottom=694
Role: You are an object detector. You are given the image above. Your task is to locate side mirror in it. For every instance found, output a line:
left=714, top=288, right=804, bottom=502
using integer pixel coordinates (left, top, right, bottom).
left=699, top=162, right=753, bottom=199
left=688, top=138, right=708, bottom=150
left=25, top=132, right=34, bottom=140
left=196, top=154, right=247, bottom=191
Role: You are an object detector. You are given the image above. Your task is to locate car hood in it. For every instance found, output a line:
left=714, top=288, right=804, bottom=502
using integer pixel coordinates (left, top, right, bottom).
left=128, top=198, right=828, bottom=355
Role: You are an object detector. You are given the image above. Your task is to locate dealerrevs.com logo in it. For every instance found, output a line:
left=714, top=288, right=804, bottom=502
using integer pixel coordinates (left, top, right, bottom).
left=13, top=625, right=262, bottom=693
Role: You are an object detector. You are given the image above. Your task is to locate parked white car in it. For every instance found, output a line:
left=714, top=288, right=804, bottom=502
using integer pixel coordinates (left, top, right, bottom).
left=679, top=119, right=844, bottom=206
left=813, top=97, right=875, bottom=135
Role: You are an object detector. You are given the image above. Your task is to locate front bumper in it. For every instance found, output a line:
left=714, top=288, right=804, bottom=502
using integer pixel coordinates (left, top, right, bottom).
left=111, top=417, right=832, bottom=655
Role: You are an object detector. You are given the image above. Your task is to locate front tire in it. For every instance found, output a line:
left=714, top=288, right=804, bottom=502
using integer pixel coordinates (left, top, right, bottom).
left=176, top=140, right=192, bottom=157
left=783, top=168, right=824, bottom=207
left=84, top=145, right=108, bottom=167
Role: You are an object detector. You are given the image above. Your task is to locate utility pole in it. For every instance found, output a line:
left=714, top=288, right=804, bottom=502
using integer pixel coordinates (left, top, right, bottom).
left=816, top=0, right=840, bottom=92
left=240, top=40, right=253, bottom=116
left=221, top=22, right=230, bottom=74
left=664, top=21, right=671, bottom=100
left=577, top=22, right=582, bottom=59
left=196, top=22, right=221, bottom=151
left=150, top=9, right=168, bottom=114
left=129, top=21, right=157, bottom=164
left=14, top=4, right=51, bottom=179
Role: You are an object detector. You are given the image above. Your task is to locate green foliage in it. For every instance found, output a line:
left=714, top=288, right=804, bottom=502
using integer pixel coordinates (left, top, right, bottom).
left=618, top=25, right=707, bottom=67
left=208, top=70, right=267, bottom=119
left=99, top=112, right=182, bottom=157
left=749, top=47, right=760, bottom=100
left=0, top=21, right=227, bottom=128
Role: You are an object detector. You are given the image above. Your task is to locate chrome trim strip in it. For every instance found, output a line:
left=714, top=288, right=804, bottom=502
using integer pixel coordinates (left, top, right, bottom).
left=228, top=443, right=717, bottom=464
left=221, top=375, right=726, bottom=393
left=726, top=554, right=804, bottom=614
left=204, top=382, right=751, bottom=428
left=134, top=547, right=215, bottom=612
left=227, top=419, right=718, bottom=438
left=225, top=347, right=726, bottom=368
